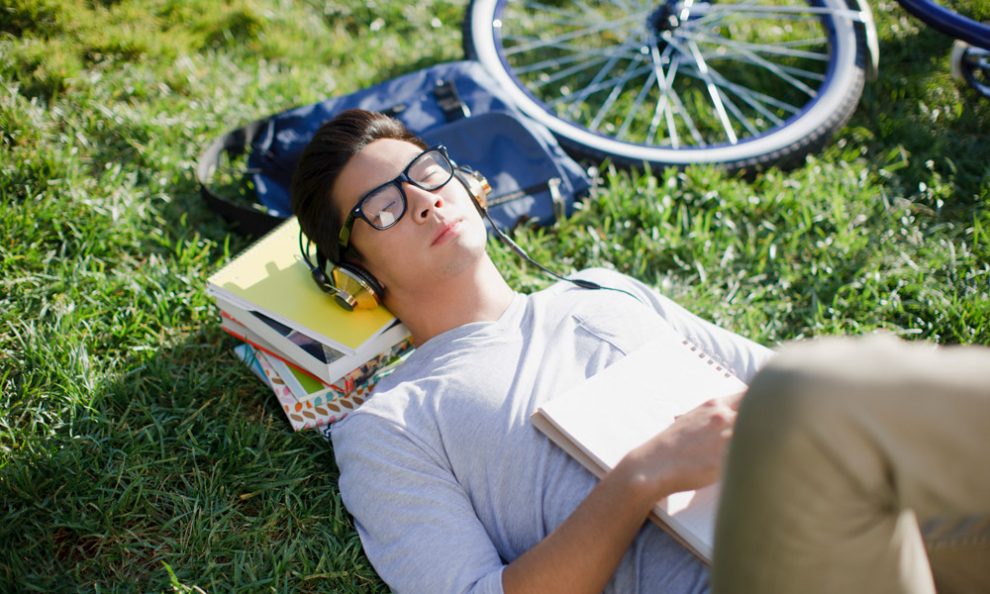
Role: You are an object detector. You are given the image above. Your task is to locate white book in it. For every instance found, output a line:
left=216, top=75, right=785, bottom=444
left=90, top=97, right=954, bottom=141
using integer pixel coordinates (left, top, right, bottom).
left=531, top=330, right=747, bottom=564
left=216, top=295, right=410, bottom=386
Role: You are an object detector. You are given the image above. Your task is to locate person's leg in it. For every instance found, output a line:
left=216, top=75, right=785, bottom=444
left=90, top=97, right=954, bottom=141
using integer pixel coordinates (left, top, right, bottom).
left=710, top=335, right=990, bottom=594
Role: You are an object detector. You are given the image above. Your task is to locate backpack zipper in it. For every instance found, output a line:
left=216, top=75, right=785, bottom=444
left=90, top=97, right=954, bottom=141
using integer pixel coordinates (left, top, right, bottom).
left=487, top=177, right=564, bottom=214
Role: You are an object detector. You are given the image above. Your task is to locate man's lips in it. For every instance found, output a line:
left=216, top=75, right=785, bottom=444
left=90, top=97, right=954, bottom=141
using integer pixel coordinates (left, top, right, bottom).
left=431, top=219, right=462, bottom=246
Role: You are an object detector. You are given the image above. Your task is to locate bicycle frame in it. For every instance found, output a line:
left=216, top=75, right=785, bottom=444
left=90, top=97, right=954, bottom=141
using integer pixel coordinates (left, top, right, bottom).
left=897, top=0, right=990, bottom=50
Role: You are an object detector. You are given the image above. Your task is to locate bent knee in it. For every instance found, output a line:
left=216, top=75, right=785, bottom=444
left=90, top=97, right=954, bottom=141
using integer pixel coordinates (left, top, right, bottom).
left=739, top=336, right=897, bottom=430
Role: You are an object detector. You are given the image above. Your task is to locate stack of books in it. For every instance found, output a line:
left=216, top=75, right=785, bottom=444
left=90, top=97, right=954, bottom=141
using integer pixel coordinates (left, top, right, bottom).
left=207, top=217, right=413, bottom=433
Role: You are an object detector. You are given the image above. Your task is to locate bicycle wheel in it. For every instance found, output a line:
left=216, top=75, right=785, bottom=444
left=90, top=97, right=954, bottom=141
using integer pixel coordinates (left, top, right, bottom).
left=465, top=0, right=874, bottom=170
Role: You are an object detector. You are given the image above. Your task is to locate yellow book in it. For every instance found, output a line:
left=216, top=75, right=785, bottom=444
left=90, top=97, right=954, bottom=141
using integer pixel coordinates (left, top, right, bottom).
left=207, top=217, right=397, bottom=353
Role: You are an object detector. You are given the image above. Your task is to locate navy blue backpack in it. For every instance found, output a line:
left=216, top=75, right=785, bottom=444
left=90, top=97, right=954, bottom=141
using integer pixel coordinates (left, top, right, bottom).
left=196, top=61, right=591, bottom=237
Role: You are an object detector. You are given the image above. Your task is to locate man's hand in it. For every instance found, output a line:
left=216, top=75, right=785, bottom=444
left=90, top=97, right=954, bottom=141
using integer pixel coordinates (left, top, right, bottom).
left=503, top=391, right=745, bottom=594
left=622, top=391, right=745, bottom=499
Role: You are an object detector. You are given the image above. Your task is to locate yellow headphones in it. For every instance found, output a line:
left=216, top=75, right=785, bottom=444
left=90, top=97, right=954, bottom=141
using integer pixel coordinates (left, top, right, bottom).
left=301, top=165, right=491, bottom=311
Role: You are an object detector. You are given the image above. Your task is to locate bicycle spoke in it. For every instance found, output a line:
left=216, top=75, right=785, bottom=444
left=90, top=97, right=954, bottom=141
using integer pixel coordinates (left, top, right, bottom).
left=714, top=76, right=803, bottom=115
left=551, top=61, right=653, bottom=108
left=687, top=11, right=836, bottom=35
left=503, top=11, right=647, bottom=56
left=617, top=45, right=676, bottom=141
left=651, top=43, right=707, bottom=145
left=687, top=39, right=738, bottom=143
left=665, top=82, right=705, bottom=146
left=678, top=66, right=801, bottom=120
left=697, top=46, right=829, bottom=82
left=589, top=68, right=637, bottom=131
left=518, top=0, right=589, bottom=23
left=616, top=68, right=658, bottom=141
left=679, top=41, right=766, bottom=137
left=716, top=86, right=760, bottom=137
left=685, top=30, right=830, bottom=62
left=526, top=52, right=613, bottom=90
left=661, top=30, right=805, bottom=140
left=688, top=3, right=867, bottom=22
left=563, top=39, right=646, bottom=113
left=513, top=43, right=641, bottom=76
left=690, top=34, right=819, bottom=98
left=571, top=0, right=602, bottom=20
left=502, top=11, right=593, bottom=30
left=707, top=55, right=829, bottom=83
left=501, top=32, right=641, bottom=57
left=647, top=45, right=681, bottom=147
left=767, top=62, right=827, bottom=82
left=613, top=0, right=641, bottom=15
left=502, top=35, right=643, bottom=61
left=507, top=0, right=825, bottom=146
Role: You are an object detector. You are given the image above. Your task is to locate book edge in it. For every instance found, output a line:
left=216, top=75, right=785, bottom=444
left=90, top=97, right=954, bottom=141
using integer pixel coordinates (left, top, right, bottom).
left=532, top=408, right=713, bottom=564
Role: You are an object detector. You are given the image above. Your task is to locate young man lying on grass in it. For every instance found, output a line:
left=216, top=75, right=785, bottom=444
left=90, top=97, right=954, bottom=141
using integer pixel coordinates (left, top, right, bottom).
left=290, top=109, right=990, bottom=594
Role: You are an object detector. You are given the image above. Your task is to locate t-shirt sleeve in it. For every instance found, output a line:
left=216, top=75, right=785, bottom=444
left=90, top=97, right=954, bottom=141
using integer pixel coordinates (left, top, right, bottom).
left=574, top=268, right=775, bottom=382
left=331, top=410, right=506, bottom=594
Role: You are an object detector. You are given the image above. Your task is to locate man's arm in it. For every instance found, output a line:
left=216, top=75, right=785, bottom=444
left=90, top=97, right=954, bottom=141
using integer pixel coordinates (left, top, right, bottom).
left=333, top=413, right=509, bottom=594
left=503, top=393, right=742, bottom=594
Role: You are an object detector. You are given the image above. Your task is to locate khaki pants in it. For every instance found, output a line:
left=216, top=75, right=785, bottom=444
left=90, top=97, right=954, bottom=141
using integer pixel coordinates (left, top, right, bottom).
left=711, top=335, right=990, bottom=594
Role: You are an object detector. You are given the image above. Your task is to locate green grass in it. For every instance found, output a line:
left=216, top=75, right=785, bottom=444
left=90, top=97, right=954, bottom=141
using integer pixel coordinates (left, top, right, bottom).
left=1, top=0, right=988, bottom=591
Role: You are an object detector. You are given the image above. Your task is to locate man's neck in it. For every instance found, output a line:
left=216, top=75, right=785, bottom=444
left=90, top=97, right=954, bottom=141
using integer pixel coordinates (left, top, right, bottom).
left=386, top=256, right=516, bottom=346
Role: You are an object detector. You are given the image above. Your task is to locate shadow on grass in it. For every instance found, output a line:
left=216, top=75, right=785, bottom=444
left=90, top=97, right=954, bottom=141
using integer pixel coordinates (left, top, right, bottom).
left=851, top=20, right=990, bottom=215
left=0, top=327, right=384, bottom=592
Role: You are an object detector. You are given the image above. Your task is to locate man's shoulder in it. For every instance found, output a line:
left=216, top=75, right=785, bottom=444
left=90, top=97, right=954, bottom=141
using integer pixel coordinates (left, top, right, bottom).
left=330, top=371, right=430, bottom=446
left=571, top=267, right=637, bottom=285
left=334, top=345, right=472, bottom=425
left=544, top=267, right=651, bottom=301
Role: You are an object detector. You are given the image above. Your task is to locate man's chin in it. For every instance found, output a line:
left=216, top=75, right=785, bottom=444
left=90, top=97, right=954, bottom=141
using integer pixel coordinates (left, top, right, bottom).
left=439, top=242, right=489, bottom=277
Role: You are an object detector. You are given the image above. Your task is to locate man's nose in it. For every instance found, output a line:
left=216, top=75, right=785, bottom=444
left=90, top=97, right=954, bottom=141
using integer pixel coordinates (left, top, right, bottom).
left=406, top=183, right=444, bottom=222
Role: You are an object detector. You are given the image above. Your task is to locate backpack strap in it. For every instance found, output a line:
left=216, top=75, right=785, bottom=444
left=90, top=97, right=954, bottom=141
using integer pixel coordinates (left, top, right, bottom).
left=196, top=118, right=284, bottom=237
left=379, top=78, right=470, bottom=122
left=432, top=79, right=470, bottom=121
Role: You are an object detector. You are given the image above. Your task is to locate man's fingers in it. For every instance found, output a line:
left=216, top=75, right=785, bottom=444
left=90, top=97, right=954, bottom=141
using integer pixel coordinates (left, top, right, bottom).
left=725, top=390, right=746, bottom=411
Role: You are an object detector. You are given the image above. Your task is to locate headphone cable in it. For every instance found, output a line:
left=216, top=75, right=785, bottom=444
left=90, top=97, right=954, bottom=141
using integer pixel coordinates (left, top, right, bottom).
left=484, top=212, right=644, bottom=305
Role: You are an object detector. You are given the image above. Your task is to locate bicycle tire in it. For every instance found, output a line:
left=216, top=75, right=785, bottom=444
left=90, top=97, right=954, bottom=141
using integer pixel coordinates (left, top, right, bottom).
left=952, top=42, right=990, bottom=96
left=898, top=0, right=990, bottom=50
left=465, top=0, right=871, bottom=170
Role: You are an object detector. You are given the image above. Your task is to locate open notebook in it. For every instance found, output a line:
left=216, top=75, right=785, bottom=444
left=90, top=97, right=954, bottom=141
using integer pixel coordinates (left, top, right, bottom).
left=531, top=329, right=747, bottom=563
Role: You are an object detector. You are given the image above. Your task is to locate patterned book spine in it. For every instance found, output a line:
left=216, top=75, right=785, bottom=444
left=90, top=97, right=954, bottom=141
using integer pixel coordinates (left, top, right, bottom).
left=251, top=339, right=414, bottom=431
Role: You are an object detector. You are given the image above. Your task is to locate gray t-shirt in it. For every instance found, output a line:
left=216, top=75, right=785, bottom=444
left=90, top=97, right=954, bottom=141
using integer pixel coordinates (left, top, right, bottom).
left=331, top=269, right=773, bottom=594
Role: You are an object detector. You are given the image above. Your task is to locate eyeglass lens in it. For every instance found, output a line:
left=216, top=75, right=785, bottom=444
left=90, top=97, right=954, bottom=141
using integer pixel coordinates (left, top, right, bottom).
left=361, top=149, right=453, bottom=230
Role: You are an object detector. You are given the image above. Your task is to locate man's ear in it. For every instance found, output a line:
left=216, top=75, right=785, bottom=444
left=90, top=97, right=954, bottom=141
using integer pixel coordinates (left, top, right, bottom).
left=344, top=245, right=386, bottom=290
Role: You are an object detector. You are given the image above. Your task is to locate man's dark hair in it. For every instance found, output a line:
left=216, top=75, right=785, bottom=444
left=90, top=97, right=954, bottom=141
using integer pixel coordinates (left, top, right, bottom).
left=291, top=109, right=426, bottom=264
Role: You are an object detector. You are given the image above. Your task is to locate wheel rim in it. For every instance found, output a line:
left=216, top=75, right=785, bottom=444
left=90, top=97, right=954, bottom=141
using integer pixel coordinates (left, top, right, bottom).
left=471, top=0, right=864, bottom=164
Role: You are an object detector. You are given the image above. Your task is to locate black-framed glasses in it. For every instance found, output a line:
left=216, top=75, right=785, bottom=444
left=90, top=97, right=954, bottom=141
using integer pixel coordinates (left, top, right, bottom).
left=337, top=145, right=455, bottom=250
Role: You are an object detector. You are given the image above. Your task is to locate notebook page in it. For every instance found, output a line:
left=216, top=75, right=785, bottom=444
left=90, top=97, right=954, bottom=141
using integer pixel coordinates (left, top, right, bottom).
left=535, top=327, right=747, bottom=561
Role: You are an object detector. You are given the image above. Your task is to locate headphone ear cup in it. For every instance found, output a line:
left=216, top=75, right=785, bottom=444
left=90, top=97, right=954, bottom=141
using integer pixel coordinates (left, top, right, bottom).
left=332, top=263, right=385, bottom=310
left=455, top=167, right=491, bottom=212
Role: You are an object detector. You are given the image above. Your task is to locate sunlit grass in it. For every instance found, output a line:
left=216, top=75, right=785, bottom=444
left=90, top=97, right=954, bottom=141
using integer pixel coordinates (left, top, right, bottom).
left=1, top=0, right=988, bottom=590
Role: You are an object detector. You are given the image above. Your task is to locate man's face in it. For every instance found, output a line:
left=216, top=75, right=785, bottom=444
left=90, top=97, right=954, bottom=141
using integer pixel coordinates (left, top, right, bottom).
left=332, top=138, right=489, bottom=298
